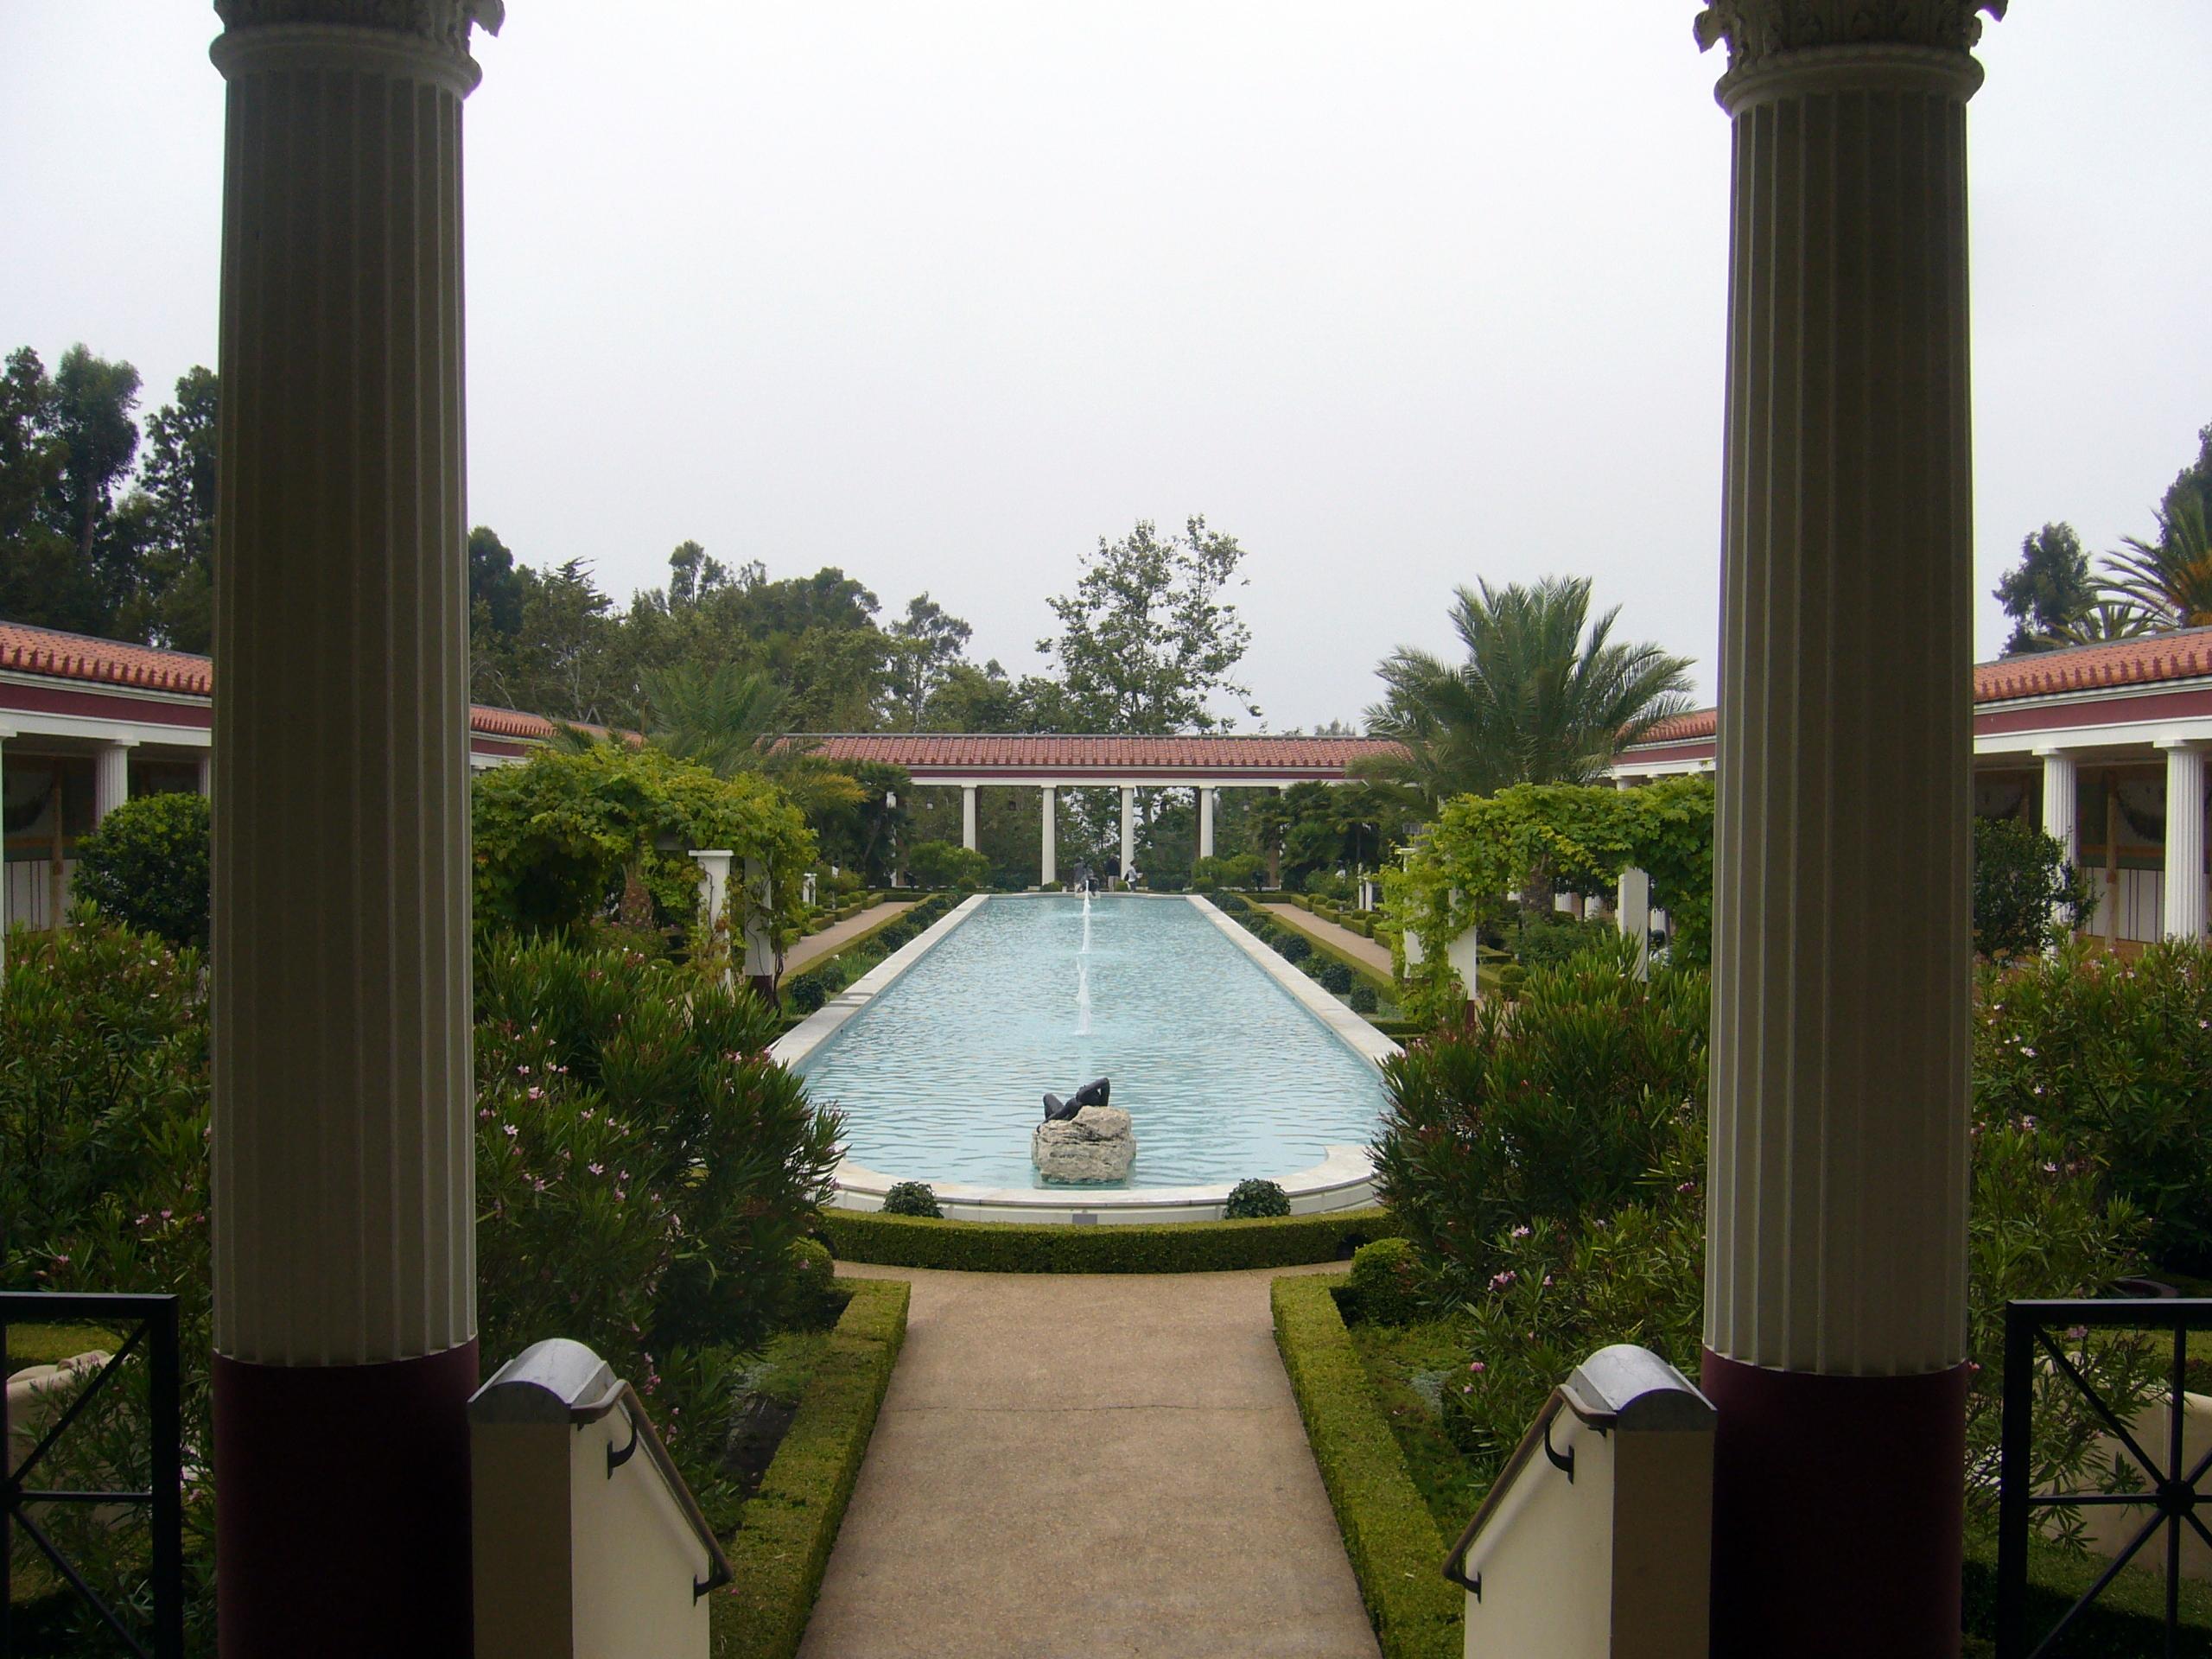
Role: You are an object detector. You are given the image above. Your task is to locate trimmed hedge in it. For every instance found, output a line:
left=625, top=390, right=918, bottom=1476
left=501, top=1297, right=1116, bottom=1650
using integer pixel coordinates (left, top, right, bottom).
left=1271, top=1274, right=1461, bottom=1659
left=712, top=1276, right=911, bottom=1659
left=781, top=893, right=955, bottom=1015
left=818, top=1205, right=1401, bottom=1274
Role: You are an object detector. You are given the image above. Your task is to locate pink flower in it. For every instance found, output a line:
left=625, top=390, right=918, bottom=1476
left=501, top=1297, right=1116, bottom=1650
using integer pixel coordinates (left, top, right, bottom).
left=1510, top=1225, right=1531, bottom=1239
left=1468, top=1360, right=1486, bottom=1374
left=503, top=1123, right=518, bottom=1137
left=588, top=1162, right=605, bottom=1176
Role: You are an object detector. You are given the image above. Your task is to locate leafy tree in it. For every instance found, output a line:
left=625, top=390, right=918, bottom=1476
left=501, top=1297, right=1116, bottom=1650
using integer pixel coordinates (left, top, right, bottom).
left=2159, top=422, right=2212, bottom=534
left=904, top=839, right=993, bottom=889
left=116, top=368, right=219, bottom=651
left=0, top=347, right=88, bottom=631
left=69, top=791, right=213, bottom=949
left=1364, top=577, right=1693, bottom=807
left=469, top=524, right=526, bottom=639
left=884, top=593, right=973, bottom=730
left=1038, top=516, right=1258, bottom=734
left=1994, top=522, right=2094, bottom=654
left=641, top=658, right=861, bottom=819
left=2101, top=496, right=2212, bottom=632
left=49, top=346, right=143, bottom=590
left=1971, top=816, right=2096, bottom=963
left=472, top=557, right=626, bottom=721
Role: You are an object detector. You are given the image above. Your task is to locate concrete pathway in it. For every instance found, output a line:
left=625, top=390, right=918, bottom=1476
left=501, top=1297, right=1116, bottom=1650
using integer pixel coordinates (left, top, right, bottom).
left=1260, top=904, right=1393, bottom=979
left=800, top=1265, right=1381, bottom=1659
left=781, top=900, right=916, bottom=981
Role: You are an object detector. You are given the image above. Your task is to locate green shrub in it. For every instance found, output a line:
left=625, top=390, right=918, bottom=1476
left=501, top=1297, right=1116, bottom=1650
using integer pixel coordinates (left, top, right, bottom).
left=1349, top=982, right=1380, bottom=1014
left=1275, top=931, right=1313, bottom=964
left=880, top=1180, right=943, bottom=1218
left=1508, top=911, right=1617, bottom=970
left=1372, top=941, right=1707, bottom=1300
left=1319, top=959, right=1355, bottom=995
left=1975, top=940, right=2212, bottom=1274
left=821, top=1206, right=1400, bottom=1273
left=714, top=1279, right=909, bottom=1659
left=1224, top=1178, right=1291, bottom=1219
left=1974, top=816, right=2098, bottom=963
left=68, top=791, right=212, bottom=949
left=904, top=840, right=993, bottom=891
left=785, top=1238, right=844, bottom=1330
left=785, top=973, right=830, bottom=1015
left=1271, top=1275, right=1460, bottom=1659
left=1193, top=854, right=1263, bottom=890
left=1346, top=1237, right=1424, bottom=1326
left=1304, top=869, right=1352, bottom=903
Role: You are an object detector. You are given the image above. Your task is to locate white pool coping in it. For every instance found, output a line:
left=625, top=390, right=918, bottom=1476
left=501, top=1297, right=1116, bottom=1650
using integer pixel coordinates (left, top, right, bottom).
left=772, top=891, right=1400, bottom=1224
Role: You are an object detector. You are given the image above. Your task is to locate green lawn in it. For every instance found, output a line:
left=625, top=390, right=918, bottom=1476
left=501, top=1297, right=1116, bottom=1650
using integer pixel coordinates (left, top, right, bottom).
left=6, top=1321, right=118, bottom=1369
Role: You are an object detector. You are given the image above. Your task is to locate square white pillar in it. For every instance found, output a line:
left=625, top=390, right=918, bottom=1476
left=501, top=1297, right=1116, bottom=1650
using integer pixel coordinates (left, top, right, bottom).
left=2160, top=741, right=2208, bottom=941
left=94, top=739, right=136, bottom=823
left=1618, top=866, right=1652, bottom=978
left=690, top=849, right=733, bottom=955
left=1198, top=787, right=1215, bottom=861
left=197, top=752, right=213, bottom=798
left=961, top=785, right=978, bottom=852
left=1120, top=786, right=1136, bottom=885
left=741, top=855, right=775, bottom=981
left=1040, top=786, right=1057, bottom=888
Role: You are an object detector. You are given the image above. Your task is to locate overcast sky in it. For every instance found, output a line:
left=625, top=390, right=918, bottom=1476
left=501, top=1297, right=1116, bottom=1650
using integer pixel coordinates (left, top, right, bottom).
left=5, top=3, right=2208, bottom=729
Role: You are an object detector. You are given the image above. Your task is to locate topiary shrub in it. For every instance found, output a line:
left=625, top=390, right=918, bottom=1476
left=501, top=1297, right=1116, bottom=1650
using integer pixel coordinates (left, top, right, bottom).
left=880, top=1180, right=943, bottom=1218
left=68, top=791, right=212, bottom=949
left=786, top=1236, right=846, bottom=1329
left=1349, top=982, right=1380, bottom=1014
left=785, top=972, right=830, bottom=1016
left=1319, top=959, right=1355, bottom=995
left=1224, top=1177, right=1291, bottom=1219
left=1345, top=1236, right=1425, bottom=1326
left=1275, top=931, right=1313, bottom=965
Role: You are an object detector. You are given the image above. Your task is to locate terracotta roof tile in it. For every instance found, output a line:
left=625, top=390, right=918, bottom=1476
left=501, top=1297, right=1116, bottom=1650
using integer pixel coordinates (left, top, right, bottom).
left=804, top=733, right=1404, bottom=771
left=0, top=619, right=569, bottom=742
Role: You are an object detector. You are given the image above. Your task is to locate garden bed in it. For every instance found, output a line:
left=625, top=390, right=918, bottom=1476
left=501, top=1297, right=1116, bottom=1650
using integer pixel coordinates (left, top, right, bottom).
left=712, top=1276, right=910, bottom=1659
left=819, top=1205, right=1400, bottom=1274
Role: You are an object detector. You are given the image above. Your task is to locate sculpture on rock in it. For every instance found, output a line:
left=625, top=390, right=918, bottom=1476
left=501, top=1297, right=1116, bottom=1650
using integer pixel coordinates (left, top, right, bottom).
left=1042, top=1077, right=1110, bottom=1122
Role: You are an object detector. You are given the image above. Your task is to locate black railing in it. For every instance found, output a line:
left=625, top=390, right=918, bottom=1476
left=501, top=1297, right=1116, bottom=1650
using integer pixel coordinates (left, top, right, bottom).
left=1, top=1293, right=181, bottom=1659
left=1998, top=1295, right=2212, bottom=1658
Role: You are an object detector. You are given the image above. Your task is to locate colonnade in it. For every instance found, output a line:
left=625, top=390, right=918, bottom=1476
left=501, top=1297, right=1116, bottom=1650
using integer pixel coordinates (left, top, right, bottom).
left=948, top=780, right=1260, bottom=886
left=2032, top=744, right=2210, bottom=943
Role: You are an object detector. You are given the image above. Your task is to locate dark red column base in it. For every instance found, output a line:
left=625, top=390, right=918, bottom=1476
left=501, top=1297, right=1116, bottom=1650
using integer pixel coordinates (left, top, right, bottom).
left=214, top=1341, right=479, bottom=1659
left=1702, top=1348, right=1969, bottom=1659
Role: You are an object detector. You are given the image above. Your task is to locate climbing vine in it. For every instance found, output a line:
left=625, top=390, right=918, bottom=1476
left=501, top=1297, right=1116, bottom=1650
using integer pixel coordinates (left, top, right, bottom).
left=1384, top=776, right=1715, bottom=1018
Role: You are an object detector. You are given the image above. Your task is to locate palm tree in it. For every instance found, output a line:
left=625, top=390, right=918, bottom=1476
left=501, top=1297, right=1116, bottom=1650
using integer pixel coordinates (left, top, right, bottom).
left=2100, top=498, right=2212, bottom=631
left=2050, top=599, right=2157, bottom=647
left=643, top=660, right=861, bottom=817
left=1363, top=576, right=1694, bottom=806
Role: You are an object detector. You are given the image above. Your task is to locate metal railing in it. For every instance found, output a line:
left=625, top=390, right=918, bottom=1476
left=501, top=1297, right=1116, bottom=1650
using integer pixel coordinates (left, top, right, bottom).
left=1998, top=1295, right=2212, bottom=1658
left=1, top=1293, right=182, bottom=1659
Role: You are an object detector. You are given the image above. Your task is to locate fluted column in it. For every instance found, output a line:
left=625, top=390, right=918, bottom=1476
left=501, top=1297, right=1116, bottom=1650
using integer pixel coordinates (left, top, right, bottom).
left=1120, top=785, right=1137, bottom=884
left=961, top=784, right=978, bottom=851
left=1694, top=5, right=1997, bottom=1654
left=94, top=739, right=136, bottom=823
left=2160, top=741, right=2207, bottom=941
left=1040, top=785, right=1057, bottom=887
left=2037, top=747, right=2078, bottom=942
left=1198, top=786, right=1215, bottom=861
left=207, top=4, right=499, bottom=1655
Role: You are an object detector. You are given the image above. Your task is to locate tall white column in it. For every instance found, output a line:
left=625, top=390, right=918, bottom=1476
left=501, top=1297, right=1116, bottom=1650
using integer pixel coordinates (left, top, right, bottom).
left=197, top=751, right=213, bottom=798
left=1119, top=785, right=1136, bottom=883
left=93, top=739, right=136, bottom=823
left=207, top=5, right=498, bottom=1654
left=1040, top=785, right=1057, bottom=888
left=1198, top=786, right=1215, bottom=861
left=2037, top=748, right=2079, bottom=942
left=2161, top=741, right=2208, bottom=941
left=1694, top=5, right=1993, bottom=1653
left=961, top=784, right=978, bottom=852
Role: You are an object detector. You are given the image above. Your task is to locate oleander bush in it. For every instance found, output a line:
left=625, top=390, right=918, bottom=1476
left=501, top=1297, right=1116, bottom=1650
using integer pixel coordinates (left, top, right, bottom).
left=68, top=791, right=212, bottom=949
left=1224, top=1178, right=1291, bottom=1219
left=880, top=1180, right=944, bottom=1218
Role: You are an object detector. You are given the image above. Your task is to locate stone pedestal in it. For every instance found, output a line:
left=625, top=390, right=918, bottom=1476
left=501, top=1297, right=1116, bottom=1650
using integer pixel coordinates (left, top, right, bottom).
left=1032, top=1105, right=1135, bottom=1184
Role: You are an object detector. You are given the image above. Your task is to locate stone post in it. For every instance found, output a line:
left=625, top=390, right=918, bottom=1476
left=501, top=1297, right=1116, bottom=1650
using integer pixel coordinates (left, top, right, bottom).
left=690, top=849, right=733, bottom=969
left=93, top=738, right=136, bottom=823
left=741, top=854, right=777, bottom=997
left=2037, top=747, right=2078, bottom=942
left=207, top=5, right=499, bottom=1655
left=1617, top=866, right=1651, bottom=978
left=1040, top=785, right=1058, bottom=888
left=2160, top=741, right=2207, bottom=941
left=197, top=751, right=213, bottom=798
left=1694, top=4, right=1995, bottom=1653
left=1119, top=785, right=1136, bottom=885
left=961, top=783, right=978, bottom=852
left=1198, top=786, right=1215, bottom=861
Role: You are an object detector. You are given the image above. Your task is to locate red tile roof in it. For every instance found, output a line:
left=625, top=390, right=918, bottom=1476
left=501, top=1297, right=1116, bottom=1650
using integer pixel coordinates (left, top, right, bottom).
left=804, top=733, right=1404, bottom=772
left=0, top=619, right=569, bottom=743
left=1625, top=630, right=2212, bottom=753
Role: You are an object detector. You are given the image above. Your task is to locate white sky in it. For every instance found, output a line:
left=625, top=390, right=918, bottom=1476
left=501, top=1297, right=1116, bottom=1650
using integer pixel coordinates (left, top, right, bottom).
left=4, top=3, right=2208, bottom=729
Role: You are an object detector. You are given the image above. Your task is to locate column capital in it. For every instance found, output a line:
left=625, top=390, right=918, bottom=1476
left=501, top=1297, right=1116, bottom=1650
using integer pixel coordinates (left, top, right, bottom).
left=1695, top=0, right=1999, bottom=106
left=2156, top=737, right=2208, bottom=753
left=2031, top=745, right=2075, bottom=760
left=213, top=0, right=501, bottom=91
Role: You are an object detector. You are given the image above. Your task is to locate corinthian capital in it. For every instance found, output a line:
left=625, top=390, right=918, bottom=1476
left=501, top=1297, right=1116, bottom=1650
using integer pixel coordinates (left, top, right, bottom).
left=213, top=0, right=505, bottom=53
left=1694, top=1, right=2005, bottom=73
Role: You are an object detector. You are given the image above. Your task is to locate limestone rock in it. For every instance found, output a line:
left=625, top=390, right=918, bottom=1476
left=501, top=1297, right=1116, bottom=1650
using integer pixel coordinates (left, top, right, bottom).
left=1032, top=1103, right=1135, bottom=1185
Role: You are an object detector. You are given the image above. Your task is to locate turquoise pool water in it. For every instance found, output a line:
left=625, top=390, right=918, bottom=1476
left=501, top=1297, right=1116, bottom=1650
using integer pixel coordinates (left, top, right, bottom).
left=794, top=894, right=1390, bottom=1189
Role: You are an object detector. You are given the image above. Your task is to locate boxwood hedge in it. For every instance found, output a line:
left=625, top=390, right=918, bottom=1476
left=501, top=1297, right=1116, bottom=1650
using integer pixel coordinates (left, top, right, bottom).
left=817, top=1205, right=1400, bottom=1274
left=712, top=1276, right=911, bottom=1659
left=1271, top=1273, right=1460, bottom=1659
